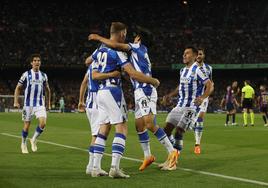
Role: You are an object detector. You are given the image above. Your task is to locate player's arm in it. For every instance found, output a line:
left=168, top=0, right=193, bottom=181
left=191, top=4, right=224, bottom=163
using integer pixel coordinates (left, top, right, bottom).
left=14, top=83, right=23, bottom=108
left=162, top=86, right=179, bottom=106
left=234, top=98, right=239, bottom=108
left=123, top=63, right=160, bottom=88
left=45, top=82, right=51, bottom=110
left=88, top=34, right=130, bottom=51
left=196, top=80, right=213, bottom=105
left=85, top=56, right=93, bottom=66
left=92, top=70, right=121, bottom=80
left=78, top=73, right=88, bottom=112
left=241, top=89, right=245, bottom=105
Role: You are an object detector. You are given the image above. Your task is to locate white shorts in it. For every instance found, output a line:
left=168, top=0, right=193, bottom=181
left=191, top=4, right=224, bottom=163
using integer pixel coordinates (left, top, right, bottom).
left=199, top=98, right=209, bottom=113
left=134, top=87, right=157, bottom=119
left=86, top=108, right=99, bottom=136
left=22, top=106, right=47, bottom=122
left=166, top=105, right=200, bottom=131
left=85, top=92, right=99, bottom=136
left=97, top=87, right=128, bottom=125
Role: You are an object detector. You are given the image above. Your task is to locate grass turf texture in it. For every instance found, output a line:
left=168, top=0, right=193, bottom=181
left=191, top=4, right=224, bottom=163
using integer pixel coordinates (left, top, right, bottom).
left=0, top=112, right=268, bottom=188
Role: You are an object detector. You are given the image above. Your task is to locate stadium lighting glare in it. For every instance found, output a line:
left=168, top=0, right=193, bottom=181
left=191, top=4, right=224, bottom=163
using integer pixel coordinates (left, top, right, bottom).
left=183, top=0, right=188, bottom=5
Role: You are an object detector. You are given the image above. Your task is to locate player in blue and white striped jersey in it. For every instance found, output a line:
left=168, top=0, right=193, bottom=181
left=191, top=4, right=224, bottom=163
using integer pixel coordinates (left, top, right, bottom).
left=78, top=56, right=120, bottom=176
left=89, top=22, right=160, bottom=178
left=14, top=54, right=51, bottom=154
left=89, top=30, right=178, bottom=171
left=193, top=48, right=213, bottom=155
left=161, top=46, right=213, bottom=170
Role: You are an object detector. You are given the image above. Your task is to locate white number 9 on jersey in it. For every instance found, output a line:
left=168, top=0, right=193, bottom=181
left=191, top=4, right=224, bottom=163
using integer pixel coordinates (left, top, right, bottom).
left=97, top=52, right=108, bottom=72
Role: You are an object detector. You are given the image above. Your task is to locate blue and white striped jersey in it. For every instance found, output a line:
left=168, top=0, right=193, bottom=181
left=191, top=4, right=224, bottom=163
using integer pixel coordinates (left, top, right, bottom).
left=86, top=63, right=99, bottom=108
left=198, top=62, right=212, bottom=95
left=177, top=62, right=209, bottom=108
left=91, top=44, right=129, bottom=89
left=18, top=69, right=48, bottom=107
left=128, top=42, right=153, bottom=92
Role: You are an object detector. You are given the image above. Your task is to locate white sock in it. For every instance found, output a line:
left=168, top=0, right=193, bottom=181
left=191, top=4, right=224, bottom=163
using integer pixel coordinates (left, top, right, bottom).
left=195, top=122, right=203, bottom=145
left=137, top=130, right=151, bottom=158
left=111, top=133, right=126, bottom=170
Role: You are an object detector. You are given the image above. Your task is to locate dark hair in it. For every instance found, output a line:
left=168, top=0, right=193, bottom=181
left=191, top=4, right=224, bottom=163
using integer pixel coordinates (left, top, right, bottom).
left=29, top=53, right=41, bottom=62
left=198, top=47, right=205, bottom=54
left=185, top=46, right=198, bottom=55
left=135, top=27, right=153, bottom=48
left=110, top=22, right=127, bottom=34
left=244, top=80, right=250, bottom=85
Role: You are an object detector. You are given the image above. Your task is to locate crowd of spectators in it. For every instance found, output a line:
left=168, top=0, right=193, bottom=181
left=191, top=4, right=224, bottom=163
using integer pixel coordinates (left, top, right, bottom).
left=0, top=0, right=267, bottom=68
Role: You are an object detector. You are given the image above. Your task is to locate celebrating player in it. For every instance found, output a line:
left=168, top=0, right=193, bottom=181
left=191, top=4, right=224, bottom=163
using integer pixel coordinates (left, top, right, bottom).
left=161, top=46, right=213, bottom=170
left=89, top=28, right=178, bottom=171
left=78, top=56, right=120, bottom=176
left=89, top=22, right=160, bottom=178
left=14, top=54, right=51, bottom=154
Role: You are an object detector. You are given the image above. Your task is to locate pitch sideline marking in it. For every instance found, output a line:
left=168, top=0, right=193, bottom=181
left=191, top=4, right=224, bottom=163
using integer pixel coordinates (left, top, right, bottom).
left=1, top=132, right=268, bottom=186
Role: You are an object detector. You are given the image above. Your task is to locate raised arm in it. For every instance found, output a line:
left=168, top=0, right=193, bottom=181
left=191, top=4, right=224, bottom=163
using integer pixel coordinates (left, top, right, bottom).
left=14, top=84, right=23, bottom=108
left=78, top=73, right=88, bottom=112
left=88, top=34, right=130, bottom=52
left=122, top=63, right=160, bottom=88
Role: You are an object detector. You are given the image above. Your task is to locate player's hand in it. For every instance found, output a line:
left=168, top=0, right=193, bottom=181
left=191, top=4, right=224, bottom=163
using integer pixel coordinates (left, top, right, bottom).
left=194, top=96, right=204, bottom=106
left=88, top=34, right=100, bottom=41
left=152, top=78, right=160, bottom=88
left=14, top=102, right=20, bottom=109
left=162, top=95, right=170, bottom=106
left=78, top=102, right=86, bottom=112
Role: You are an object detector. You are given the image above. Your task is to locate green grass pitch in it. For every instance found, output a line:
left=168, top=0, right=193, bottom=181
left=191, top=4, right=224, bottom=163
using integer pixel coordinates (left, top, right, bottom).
left=0, top=112, right=268, bottom=188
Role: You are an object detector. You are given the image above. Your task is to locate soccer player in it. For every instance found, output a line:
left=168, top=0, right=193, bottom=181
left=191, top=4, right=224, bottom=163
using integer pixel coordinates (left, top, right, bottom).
left=192, top=48, right=213, bottom=155
left=161, top=46, right=213, bottom=170
left=59, top=96, right=65, bottom=113
left=78, top=56, right=120, bottom=176
left=220, top=86, right=239, bottom=126
left=14, top=54, right=51, bottom=154
left=241, top=80, right=255, bottom=127
left=258, top=85, right=268, bottom=127
left=89, top=29, right=178, bottom=171
left=90, top=22, right=160, bottom=178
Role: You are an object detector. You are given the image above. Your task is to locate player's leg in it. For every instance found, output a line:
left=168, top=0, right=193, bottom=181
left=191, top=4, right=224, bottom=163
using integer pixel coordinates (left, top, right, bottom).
left=243, top=108, right=248, bottom=126
left=249, top=108, right=254, bottom=126
left=109, top=122, right=129, bottom=178
left=135, top=117, right=155, bottom=171
left=21, top=121, right=31, bottom=154
left=194, top=112, right=205, bottom=155
left=21, top=107, right=32, bottom=154
left=231, top=108, right=237, bottom=125
left=30, top=107, right=47, bottom=152
left=225, top=111, right=230, bottom=126
left=92, top=123, right=111, bottom=177
left=85, top=105, right=100, bottom=175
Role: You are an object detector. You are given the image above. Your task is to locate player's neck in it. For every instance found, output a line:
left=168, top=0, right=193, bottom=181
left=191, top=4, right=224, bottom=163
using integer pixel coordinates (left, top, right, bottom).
left=32, top=68, right=39, bottom=72
left=186, top=61, right=194, bottom=68
left=110, top=35, right=119, bottom=42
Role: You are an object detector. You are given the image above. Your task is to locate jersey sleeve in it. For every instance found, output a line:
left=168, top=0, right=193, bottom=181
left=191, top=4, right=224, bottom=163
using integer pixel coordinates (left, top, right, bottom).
left=242, top=87, right=246, bottom=93
left=115, top=51, right=129, bottom=67
left=128, top=43, right=140, bottom=52
left=91, top=60, right=99, bottom=71
left=196, top=67, right=209, bottom=84
left=18, top=72, right=27, bottom=85
left=91, top=49, right=98, bottom=61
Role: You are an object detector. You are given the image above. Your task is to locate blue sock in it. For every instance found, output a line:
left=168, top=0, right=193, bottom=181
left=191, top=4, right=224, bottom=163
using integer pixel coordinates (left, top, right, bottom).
left=32, top=125, right=44, bottom=140
left=111, top=133, right=126, bottom=169
left=93, top=134, right=107, bottom=169
left=137, top=130, right=151, bottom=157
left=174, top=134, right=183, bottom=151
left=154, top=128, right=174, bottom=153
left=22, top=130, right=28, bottom=144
